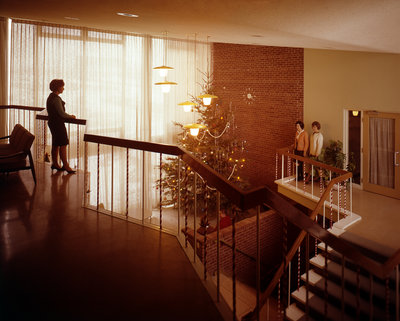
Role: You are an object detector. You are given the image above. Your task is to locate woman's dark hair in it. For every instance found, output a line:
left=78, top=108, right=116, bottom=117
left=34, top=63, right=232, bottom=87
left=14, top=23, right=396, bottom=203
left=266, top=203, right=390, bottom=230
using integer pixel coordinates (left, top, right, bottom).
left=295, top=120, right=304, bottom=129
left=312, top=121, right=321, bottom=130
left=49, top=79, right=65, bottom=92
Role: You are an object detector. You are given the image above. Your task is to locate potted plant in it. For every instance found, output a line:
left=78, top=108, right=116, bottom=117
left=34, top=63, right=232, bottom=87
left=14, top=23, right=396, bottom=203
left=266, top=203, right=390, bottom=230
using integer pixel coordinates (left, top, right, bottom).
left=319, top=140, right=356, bottom=187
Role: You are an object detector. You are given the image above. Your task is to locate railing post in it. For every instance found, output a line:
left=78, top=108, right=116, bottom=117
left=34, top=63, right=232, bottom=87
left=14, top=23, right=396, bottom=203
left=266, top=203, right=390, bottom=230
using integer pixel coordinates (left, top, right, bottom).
left=256, top=205, right=260, bottom=321
left=159, top=153, right=162, bottom=230
left=96, top=143, right=100, bottom=211
left=111, top=145, right=114, bottom=214
left=232, top=208, right=237, bottom=321
left=142, top=150, right=145, bottom=225
left=184, top=165, right=188, bottom=248
left=77, top=125, right=80, bottom=169
left=177, top=157, right=181, bottom=235
left=193, top=172, right=197, bottom=262
left=203, top=179, right=208, bottom=280
left=216, top=191, right=221, bottom=302
left=126, top=148, right=129, bottom=218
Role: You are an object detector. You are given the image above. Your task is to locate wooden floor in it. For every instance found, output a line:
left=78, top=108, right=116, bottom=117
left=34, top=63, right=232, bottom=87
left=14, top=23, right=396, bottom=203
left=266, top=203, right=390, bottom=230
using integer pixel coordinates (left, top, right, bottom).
left=0, top=163, right=224, bottom=321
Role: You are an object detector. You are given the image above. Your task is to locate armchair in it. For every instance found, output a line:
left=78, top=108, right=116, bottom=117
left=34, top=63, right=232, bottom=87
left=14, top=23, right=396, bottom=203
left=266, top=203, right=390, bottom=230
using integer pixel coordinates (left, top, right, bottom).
left=0, top=124, right=36, bottom=184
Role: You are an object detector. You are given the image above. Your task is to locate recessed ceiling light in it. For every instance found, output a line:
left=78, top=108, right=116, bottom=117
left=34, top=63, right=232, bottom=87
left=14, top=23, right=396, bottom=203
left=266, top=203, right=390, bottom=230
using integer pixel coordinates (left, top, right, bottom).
left=64, top=17, right=80, bottom=20
left=251, top=34, right=263, bottom=38
left=117, top=12, right=139, bottom=18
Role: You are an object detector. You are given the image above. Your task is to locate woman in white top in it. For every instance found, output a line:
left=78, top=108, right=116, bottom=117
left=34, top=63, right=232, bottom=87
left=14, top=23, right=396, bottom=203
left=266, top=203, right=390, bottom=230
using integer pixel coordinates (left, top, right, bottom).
left=309, top=121, right=323, bottom=158
left=306, top=121, right=323, bottom=183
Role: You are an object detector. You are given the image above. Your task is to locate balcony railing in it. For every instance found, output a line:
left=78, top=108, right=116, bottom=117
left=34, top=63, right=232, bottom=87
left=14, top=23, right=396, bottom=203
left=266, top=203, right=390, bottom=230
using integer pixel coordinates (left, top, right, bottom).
left=3, top=105, right=398, bottom=320
left=83, top=133, right=400, bottom=321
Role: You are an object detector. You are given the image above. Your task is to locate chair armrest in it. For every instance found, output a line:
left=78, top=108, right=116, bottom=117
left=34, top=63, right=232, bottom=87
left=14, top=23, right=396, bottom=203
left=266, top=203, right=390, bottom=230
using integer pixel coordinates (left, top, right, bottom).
left=0, top=151, right=26, bottom=159
left=0, top=135, right=11, bottom=140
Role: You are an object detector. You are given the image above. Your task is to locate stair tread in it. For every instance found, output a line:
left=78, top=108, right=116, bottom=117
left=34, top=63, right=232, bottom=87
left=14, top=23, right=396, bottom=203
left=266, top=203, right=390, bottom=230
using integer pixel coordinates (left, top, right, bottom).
left=291, top=286, right=353, bottom=321
left=301, top=270, right=386, bottom=318
left=311, top=254, right=397, bottom=302
left=286, top=303, right=308, bottom=321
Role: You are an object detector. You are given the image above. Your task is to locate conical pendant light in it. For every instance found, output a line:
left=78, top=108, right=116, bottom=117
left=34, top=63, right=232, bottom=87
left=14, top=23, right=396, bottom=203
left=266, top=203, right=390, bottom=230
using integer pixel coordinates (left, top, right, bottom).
left=154, top=31, right=177, bottom=93
left=178, top=35, right=196, bottom=112
left=183, top=123, right=206, bottom=137
left=197, top=36, right=217, bottom=106
left=183, top=34, right=204, bottom=137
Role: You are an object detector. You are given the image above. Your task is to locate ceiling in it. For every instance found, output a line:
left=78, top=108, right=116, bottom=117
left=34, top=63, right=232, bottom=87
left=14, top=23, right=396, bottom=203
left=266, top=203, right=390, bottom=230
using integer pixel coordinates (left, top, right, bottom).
left=1, top=0, right=400, bottom=53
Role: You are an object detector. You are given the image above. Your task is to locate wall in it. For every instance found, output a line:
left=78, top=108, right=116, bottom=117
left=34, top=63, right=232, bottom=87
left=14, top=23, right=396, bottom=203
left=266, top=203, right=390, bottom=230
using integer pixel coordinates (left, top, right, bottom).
left=304, top=49, right=400, bottom=144
left=212, top=43, right=304, bottom=188
left=205, top=209, right=282, bottom=287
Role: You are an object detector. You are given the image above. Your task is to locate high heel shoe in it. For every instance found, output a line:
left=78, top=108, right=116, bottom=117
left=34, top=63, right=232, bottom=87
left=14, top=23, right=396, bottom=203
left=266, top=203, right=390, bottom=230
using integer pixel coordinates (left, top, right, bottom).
left=51, top=164, right=63, bottom=171
left=61, top=167, right=76, bottom=174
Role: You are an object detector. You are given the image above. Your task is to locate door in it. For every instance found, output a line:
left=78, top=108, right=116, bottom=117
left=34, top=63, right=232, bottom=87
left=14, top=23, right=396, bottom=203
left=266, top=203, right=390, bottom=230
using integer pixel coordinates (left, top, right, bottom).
left=362, top=111, right=400, bottom=199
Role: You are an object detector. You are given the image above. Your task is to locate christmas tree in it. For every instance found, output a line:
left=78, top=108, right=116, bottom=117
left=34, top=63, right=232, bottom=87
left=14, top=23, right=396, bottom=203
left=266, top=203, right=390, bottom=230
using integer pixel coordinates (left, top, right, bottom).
left=157, top=71, right=249, bottom=215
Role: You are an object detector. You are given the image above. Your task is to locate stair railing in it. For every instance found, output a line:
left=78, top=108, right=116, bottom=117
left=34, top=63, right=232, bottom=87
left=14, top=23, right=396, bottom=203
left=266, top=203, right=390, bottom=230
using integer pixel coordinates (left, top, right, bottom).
left=82, top=133, right=399, bottom=321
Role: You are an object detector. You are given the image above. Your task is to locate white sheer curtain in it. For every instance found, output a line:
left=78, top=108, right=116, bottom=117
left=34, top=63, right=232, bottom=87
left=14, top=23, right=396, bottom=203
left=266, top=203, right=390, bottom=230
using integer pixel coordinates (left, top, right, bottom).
left=0, top=17, right=9, bottom=138
left=369, top=117, right=395, bottom=188
left=9, top=20, right=210, bottom=219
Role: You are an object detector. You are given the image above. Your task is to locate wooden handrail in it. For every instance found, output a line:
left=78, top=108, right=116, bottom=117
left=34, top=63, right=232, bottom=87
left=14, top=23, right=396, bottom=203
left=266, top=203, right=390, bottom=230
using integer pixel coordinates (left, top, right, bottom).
left=0, top=105, right=45, bottom=112
left=84, top=133, right=400, bottom=319
left=276, top=145, right=348, bottom=175
left=36, top=112, right=87, bottom=125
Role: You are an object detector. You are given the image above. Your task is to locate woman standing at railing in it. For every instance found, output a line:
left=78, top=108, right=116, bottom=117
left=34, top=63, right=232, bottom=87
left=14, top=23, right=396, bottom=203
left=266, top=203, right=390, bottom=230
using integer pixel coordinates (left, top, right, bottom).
left=46, top=79, right=76, bottom=174
left=294, top=120, right=309, bottom=180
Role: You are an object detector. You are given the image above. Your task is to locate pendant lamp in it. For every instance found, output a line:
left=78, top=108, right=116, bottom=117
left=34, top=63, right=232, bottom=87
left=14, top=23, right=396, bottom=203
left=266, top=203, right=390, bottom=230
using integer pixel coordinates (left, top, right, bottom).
left=197, top=36, right=217, bottom=106
left=184, top=123, right=206, bottom=137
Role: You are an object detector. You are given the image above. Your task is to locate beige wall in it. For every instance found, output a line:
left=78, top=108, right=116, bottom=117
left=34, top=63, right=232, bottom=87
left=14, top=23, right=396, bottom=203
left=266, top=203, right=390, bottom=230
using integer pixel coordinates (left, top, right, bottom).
left=304, top=49, right=400, bottom=144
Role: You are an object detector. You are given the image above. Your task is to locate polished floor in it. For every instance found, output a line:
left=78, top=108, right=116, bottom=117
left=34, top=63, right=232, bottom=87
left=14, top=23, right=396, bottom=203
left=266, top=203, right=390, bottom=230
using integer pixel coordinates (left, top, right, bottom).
left=0, top=163, right=224, bottom=321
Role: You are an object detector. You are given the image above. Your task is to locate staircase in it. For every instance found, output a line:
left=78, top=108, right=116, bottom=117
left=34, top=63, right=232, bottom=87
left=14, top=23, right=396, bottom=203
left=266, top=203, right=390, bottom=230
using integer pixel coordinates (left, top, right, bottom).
left=286, top=232, right=399, bottom=321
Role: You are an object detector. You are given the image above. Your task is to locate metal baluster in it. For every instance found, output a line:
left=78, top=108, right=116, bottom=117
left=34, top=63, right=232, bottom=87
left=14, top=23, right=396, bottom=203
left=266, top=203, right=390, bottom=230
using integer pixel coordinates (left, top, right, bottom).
left=344, top=180, right=347, bottom=217
left=350, top=177, right=353, bottom=217
left=311, top=164, right=314, bottom=196
left=324, top=243, right=328, bottom=320
left=297, top=246, right=301, bottom=290
left=370, top=274, right=374, bottom=321
left=126, top=148, right=129, bottom=217
left=396, top=265, right=399, bottom=321
left=216, top=191, right=221, bottom=302
left=386, top=278, right=390, bottom=321
left=357, top=267, right=360, bottom=320
left=232, top=209, right=237, bottom=321
left=306, top=233, right=310, bottom=321
left=203, top=180, right=208, bottom=280
left=142, top=150, right=145, bottom=225
left=338, top=182, right=341, bottom=221
left=193, top=172, right=197, bottom=262
left=288, top=156, right=291, bottom=177
left=111, top=145, right=114, bottom=214
left=275, top=153, right=278, bottom=180
left=283, top=217, right=288, bottom=319
left=330, top=189, right=333, bottom=229
left=341, top=255, right=345, bottom=320
left=278, top=279, right=281, bottom=320
left=256, top=205, right=260, bottom=321
left=281, top=155, right=284, bottom=179
left=159, top=153, right=162, bottom=230
left=184, top=166, right=188, bottom=247
left=77, top=125, right=80, bottom=169
left=295, top=160, right=298, bottom=189
left=96, top=143, right=100, bottom=211
left=177, top=157, right=181, bottom=235
left=303, top=162, right=306, bottom=193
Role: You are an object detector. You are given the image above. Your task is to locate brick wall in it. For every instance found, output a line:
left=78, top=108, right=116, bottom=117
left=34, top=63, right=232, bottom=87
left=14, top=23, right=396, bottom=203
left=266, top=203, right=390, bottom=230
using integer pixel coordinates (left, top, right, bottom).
left=205, top=209, right=283, bottom=286
left=212, top=43, right=304, bottom=188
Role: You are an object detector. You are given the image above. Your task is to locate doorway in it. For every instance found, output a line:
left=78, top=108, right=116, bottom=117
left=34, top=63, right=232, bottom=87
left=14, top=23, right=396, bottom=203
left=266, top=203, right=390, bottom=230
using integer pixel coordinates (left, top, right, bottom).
left=348, top=110, right=361, bottom=185
left=362, top=111, right=400, bottom=199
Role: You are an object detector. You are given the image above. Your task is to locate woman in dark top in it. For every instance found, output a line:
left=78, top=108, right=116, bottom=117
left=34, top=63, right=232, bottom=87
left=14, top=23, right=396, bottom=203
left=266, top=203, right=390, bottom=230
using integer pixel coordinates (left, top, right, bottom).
left=46, top=79, right=76, bottom=173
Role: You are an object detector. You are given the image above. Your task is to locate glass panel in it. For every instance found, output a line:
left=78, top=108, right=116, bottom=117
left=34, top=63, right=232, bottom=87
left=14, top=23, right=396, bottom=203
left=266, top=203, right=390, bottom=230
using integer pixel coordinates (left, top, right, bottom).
left=369, top=117, right=395, bottom=188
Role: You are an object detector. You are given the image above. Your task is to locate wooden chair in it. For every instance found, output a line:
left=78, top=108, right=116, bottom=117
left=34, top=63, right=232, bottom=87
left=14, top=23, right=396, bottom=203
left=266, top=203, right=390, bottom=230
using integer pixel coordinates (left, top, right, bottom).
left=0, top=124, right=36, bottom=184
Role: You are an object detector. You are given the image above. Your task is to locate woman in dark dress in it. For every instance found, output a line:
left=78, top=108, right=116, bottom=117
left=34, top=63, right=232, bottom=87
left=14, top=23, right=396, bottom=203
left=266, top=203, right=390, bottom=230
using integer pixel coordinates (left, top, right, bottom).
left=46, top=79, right=76, bottom=173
